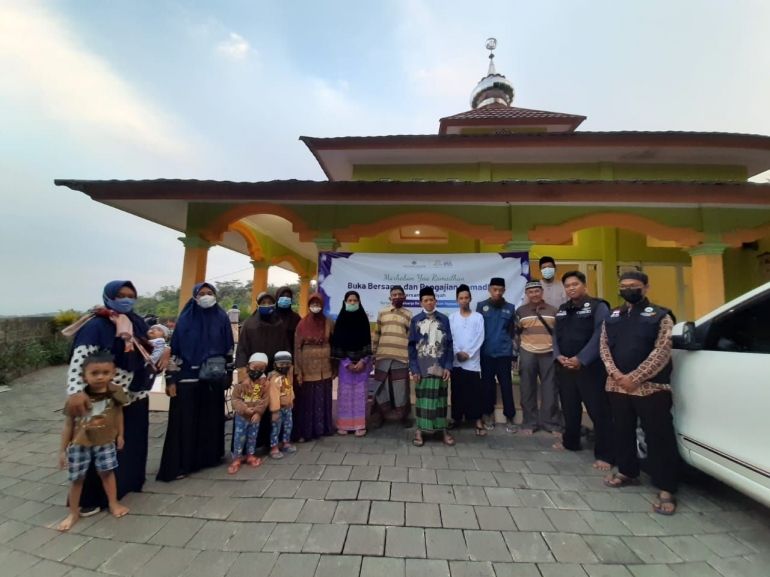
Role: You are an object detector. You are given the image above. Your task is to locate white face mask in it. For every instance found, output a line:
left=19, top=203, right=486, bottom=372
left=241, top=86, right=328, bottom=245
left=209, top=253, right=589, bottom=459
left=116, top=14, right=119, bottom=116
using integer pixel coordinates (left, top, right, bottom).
left=541, top=267, right=556, bottom=280
left=309, top=306, right=322, bottom=314
left=423, top=307, right=436, bottom=315
left=197, top=295, right=217, bottom=309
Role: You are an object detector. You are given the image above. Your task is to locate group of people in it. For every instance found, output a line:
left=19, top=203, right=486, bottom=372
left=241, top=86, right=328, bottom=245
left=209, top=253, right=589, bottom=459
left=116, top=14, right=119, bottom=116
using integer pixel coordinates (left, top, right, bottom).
left=58, top=259, right=679, bottom=533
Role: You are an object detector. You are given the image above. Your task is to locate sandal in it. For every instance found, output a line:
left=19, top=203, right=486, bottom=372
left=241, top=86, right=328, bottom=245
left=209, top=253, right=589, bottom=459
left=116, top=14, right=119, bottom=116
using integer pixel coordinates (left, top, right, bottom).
left=227, top=457, right=243, bottom=474
left=475, top=426, right=487, bottom=437
left=337, top=429, right=348, bottom=436
left=281, top=443, right=297, bottom=454
left=483, top=418, right=495, bottom=431
left=604, top=473, right=639, bottom=488
left=653, top=493, right=677, bottom=516
left=505, top=423, right=518, bottom=434
left=354, top=429, right=367, bottom=437
left=269, top=449, right=284, bottom=460
left=412, top=432, right=424, bottom=447
left=246, top=454, right=264, bottom=467
left=443, top=432, right=456, bottom=446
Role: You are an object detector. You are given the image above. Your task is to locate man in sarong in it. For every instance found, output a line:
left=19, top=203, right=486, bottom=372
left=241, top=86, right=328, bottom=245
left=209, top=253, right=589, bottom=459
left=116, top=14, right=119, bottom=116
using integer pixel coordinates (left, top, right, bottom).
left=371, top=285, right=413, bottom=427
left=408, top=286, right=454, bottom=447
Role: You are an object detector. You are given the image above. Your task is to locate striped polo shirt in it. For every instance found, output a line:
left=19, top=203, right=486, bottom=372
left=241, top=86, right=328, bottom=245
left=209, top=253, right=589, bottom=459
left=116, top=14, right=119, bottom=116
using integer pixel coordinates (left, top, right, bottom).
left=515, top=302, right=558, bottom=354
left=373, top=306, right=413, bottom=363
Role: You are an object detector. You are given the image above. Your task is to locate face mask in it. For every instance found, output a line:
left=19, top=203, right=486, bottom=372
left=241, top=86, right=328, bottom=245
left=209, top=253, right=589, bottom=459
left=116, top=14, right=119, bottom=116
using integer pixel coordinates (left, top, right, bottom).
left=620, top=288, right=645, bottom=305
left=423, top=307, right=436, bottom=315
left=248, top=369, right=264, bottom=381
left=277, top=297, right=292, bottom=309
left=196, top=295, right=217, bottom=309
left=309, top=306, right=322, bottom=314
left=541, top=267, right=556, bottom=280
left=107, top=297, right=135, bottom=314
left=276, top=366, right=290, bottom=375
left=391, top=298, right=405, bottom=309
left=258, top=305, right=274, bottom=316
left=345, top=303, right=360, bottom=313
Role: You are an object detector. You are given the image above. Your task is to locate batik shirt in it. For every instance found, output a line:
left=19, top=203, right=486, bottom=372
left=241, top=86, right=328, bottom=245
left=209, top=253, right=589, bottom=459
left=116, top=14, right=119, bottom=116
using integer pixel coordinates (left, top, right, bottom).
left=408, top=311, right=454, bottom=378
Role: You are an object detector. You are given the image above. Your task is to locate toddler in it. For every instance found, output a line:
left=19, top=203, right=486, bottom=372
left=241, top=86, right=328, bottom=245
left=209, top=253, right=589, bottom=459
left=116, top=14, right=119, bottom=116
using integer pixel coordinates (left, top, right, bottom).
left=269, top=351, right=296, bottom=459
left=229, top=352, right=271, bottom=474
left=58, top=351, right=129, bottom=531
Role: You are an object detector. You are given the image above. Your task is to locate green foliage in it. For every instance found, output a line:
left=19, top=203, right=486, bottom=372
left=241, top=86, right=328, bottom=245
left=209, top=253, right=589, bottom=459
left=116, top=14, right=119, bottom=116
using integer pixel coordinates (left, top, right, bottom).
left=0, top=336, right=71, bottom=385
left=52, top=309, right=82, bottom=332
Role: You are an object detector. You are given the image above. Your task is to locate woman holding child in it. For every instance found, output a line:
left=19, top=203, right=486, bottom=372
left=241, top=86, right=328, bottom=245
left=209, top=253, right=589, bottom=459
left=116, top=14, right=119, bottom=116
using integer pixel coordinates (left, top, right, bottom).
left=157, top=282, right=234, bottom=482
left=64, top=280, right=165, bottom=516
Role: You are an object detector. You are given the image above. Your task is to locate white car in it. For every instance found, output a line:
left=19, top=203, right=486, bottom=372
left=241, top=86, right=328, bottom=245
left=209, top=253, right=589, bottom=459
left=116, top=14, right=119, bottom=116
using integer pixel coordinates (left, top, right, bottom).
left=671, top=280, right=770, bottom=507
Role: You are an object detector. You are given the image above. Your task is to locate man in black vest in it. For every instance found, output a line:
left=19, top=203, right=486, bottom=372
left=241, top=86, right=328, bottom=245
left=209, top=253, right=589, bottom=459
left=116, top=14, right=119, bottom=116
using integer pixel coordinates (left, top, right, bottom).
left=600, top=271, right=678, bottom=515
left=553, top=271, right=615, bottom=471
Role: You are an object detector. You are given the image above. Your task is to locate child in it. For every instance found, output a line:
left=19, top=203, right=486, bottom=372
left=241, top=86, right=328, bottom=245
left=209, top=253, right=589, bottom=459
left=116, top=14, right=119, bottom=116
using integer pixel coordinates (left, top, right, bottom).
left=268, top=351, right=297, bottom=459
left=58, top=351, right=129, bottom=532
left=229, top=352, right=271, bottom=474
left=147, top=324, right=169, bottom=367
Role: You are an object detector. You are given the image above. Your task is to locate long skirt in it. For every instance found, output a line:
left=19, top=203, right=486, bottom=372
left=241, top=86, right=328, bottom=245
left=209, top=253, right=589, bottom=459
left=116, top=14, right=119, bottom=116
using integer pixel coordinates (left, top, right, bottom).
left=76, top=397, right=149, bottom=509
left=291, top=378, right=335, bottom=441
left=337, top=362, right=369, bottom=431
left=156, top=379, right=225, bottom=482
left=372, top=359, right=410, bottom=420
left=415, top=376, right=449, bottom=433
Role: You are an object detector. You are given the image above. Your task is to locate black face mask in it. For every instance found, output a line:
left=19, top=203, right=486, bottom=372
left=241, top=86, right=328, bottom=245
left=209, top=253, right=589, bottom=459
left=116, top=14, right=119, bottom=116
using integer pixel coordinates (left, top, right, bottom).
left=276, top=366, right=290, bottom=375
left=620, top=288, right=644, bottom=305
left=248, top=369, right=264, bottom=381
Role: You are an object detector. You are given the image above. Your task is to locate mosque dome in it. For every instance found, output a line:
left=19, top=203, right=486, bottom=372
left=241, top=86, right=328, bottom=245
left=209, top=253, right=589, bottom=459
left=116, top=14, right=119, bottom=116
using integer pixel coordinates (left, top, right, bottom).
left=469, top=38, right=515, bottom=109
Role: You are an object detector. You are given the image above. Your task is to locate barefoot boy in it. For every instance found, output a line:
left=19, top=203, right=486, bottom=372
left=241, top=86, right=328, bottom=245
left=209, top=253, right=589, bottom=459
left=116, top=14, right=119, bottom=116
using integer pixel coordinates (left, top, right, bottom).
left=58, top=351, right=129, bottom=531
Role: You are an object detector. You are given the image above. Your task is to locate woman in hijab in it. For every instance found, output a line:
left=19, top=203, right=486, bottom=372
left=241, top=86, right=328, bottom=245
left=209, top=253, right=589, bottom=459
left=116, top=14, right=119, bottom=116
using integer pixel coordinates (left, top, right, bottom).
left=157, top=282, right=234, bottom=482
left=331, top=291, right=373, bottom=437
left=292, top=293, right=336, bottom=442
left=64, top=281, right=161, bottom=515
left=275, top=286, right=302, bottom=356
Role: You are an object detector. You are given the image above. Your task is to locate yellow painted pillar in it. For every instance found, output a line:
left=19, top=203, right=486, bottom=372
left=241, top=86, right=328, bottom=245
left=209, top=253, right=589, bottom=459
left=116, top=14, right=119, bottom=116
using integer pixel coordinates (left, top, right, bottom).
left=178, top=236, right=211, bottom=312
left=299, top=276, right=311, bottom=316
left=687, top=243, right=729, bottom=318
left=250, top=260, right=269, bottom=313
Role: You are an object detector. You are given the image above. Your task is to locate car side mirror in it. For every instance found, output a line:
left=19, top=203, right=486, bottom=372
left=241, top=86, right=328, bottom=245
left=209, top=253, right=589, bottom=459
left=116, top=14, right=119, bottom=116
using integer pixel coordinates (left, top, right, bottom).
left=672, top=321, right=701, bottom=350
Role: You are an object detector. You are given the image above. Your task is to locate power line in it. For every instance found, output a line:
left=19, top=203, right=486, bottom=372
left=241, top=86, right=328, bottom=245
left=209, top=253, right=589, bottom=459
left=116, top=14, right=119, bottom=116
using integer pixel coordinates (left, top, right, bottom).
left=205, top=267, right=253, bottom=282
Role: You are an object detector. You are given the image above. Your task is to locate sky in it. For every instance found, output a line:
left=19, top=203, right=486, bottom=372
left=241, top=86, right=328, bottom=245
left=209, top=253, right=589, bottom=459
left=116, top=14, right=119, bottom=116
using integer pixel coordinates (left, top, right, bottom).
left=2, top=0, right=770, bottom=315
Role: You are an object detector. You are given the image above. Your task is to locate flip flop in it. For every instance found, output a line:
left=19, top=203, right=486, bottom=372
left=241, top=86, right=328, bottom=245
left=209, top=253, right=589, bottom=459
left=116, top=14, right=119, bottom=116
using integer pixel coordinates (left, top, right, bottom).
left=604, top=473, right=639, bottom=488
left=443, top=433, right=456, bottom=446
left=475, top=426, right=487, bottom=436
left=653, top=494, right=677, bottom=516
left=505, top=423, right=518, bottom=434
left=412, top=433, right=424, bottom=447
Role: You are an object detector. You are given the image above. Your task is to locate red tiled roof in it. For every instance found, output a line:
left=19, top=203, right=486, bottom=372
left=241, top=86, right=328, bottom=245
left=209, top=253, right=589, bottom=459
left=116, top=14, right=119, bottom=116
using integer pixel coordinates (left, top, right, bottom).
left=440, top=105, right=586, bottom=122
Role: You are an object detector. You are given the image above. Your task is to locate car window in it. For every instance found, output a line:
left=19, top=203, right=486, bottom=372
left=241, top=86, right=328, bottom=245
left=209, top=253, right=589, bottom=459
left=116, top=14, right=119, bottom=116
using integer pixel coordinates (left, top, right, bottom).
left=703, top=292, right=770, bottom=354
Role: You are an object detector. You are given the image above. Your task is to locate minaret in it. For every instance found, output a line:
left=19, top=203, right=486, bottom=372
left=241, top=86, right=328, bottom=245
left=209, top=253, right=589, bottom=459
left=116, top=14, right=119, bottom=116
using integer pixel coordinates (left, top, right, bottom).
left=469, top=38, right=515, bottom=109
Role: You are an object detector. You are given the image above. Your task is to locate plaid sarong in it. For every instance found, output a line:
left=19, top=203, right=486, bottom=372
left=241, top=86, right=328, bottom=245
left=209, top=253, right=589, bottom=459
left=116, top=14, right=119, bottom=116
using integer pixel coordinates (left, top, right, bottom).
left=415, top=376, right=448, bottom=432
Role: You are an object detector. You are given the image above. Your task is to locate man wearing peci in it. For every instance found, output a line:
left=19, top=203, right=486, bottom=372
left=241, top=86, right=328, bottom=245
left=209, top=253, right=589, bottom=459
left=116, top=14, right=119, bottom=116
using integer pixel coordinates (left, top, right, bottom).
left=476, top=277, right=518, bottom=433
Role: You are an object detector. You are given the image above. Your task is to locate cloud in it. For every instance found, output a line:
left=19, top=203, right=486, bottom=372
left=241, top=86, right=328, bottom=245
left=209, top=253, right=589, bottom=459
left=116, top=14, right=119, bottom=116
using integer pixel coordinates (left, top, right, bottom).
left=216, top=32, right=254, bottom=59
left=0, top=0, right=192, bottom=158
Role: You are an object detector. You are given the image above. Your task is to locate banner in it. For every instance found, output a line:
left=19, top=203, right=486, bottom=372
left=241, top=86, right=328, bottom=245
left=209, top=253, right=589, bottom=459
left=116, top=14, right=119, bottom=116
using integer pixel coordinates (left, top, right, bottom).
left=317, top=252, right=530, bottom=320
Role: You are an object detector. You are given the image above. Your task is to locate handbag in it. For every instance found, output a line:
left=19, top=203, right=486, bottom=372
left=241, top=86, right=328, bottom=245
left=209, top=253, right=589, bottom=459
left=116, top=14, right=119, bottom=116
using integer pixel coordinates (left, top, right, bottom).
left=198, top=356, right=227, bottom=380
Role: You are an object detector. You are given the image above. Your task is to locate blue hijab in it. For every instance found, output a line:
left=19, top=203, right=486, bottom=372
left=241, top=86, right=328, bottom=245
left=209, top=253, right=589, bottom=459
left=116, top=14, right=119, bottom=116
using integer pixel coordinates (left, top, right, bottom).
left=171, top=282, right=234, bottom=366
left=72, top=280, right=149, bottom=374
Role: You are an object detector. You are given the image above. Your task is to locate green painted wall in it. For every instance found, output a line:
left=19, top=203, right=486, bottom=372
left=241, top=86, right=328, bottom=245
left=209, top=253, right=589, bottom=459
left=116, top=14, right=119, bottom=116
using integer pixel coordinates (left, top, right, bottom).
left=352, top=163, right=748, bottom=182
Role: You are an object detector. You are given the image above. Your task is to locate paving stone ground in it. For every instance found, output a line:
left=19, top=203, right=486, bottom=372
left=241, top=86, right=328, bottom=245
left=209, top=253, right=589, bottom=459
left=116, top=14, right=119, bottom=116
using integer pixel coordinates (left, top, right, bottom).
left=1, top=366, right=769, bottom=577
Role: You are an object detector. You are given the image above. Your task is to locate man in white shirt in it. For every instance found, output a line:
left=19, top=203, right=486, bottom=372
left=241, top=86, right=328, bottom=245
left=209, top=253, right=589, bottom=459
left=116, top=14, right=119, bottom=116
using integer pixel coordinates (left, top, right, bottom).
left=449, top=284, right=486, bottom=435
left=227, top=304, right=241, bottom=343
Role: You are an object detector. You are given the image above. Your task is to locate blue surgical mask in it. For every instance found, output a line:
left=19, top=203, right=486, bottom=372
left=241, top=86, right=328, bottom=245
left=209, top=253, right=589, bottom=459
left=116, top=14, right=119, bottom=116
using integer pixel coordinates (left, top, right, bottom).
left=106, top=297, right=135, bottom=314
left=541, top=267, right=556, bottom=280
left=259, top=305, right=274, bottom=316
left=277, top=297, right=292, bottom=309
left=345, top=303, right=360, bottom=313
